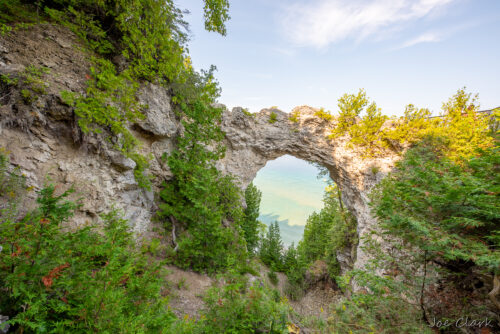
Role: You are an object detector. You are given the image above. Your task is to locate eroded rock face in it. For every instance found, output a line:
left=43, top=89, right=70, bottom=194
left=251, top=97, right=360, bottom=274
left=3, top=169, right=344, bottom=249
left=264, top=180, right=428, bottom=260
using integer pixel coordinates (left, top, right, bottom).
left=0, top=23, right=400, bottom=272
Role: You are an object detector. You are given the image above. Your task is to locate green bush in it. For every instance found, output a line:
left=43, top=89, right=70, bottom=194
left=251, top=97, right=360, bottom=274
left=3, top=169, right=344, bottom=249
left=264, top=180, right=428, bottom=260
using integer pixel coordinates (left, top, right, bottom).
left=313, top=107, right=333, bottom=121
left=1, top=65, right=49, bottom=106
left=269, top=111, right=278, bottom=124
left=268, top=270, right=279, bottom=286
left=191, top=270, right=290, bottom=333
left=0, top=0, right=37, bottom=28
left=0, top=153, right=174, bottom=332
left=288, top=110, right=300, bottom=123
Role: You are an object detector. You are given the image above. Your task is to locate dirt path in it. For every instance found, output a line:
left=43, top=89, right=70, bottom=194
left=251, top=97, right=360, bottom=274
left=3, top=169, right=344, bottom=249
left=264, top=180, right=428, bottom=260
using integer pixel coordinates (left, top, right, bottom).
left=165, top=266, right=214, bottom=318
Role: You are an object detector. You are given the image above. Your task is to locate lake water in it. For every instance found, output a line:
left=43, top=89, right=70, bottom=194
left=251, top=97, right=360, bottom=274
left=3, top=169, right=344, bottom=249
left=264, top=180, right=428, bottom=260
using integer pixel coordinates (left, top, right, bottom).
left=252, top=155, right=330, bottom=246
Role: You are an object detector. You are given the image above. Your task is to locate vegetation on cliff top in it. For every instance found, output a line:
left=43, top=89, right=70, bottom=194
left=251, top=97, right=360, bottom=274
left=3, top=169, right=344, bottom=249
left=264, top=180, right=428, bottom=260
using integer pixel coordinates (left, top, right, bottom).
left=329, top=88, right=495, bottom=159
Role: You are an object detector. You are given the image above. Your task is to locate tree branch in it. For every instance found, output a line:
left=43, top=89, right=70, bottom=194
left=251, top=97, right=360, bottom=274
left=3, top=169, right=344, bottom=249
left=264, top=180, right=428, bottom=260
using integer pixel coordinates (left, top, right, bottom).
left=169, top=215, right=179, bottom=252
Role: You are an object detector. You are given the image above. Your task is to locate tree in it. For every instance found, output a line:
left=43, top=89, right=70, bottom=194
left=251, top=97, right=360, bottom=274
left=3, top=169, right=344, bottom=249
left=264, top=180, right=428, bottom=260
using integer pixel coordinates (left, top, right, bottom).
left=260, top=222, right=284, bottom=270
left=298, top=184, right=356, bottom=274
left=158, top=102, right=246, bottom=273
left=242, top=182, right=262, bottom=254
left=349, top=101, right=388, bottom=156
left=329, top=88, right=368, bottom=138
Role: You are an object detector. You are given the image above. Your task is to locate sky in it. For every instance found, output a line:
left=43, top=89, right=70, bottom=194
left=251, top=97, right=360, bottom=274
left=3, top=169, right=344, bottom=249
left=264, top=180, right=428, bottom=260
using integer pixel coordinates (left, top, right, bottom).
left=176, top=0, right=500, bottom=116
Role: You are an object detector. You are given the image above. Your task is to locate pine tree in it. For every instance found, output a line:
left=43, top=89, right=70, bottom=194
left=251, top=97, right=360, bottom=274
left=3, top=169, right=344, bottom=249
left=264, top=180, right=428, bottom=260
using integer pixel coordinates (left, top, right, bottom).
left=242, top=183, right=262, bottom=254
left=260, top=222, right=284, bottom=270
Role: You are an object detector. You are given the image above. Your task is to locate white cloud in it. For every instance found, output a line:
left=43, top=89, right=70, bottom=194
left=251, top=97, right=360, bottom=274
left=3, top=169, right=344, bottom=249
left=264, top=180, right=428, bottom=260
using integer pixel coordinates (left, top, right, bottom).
left=281, top=0, right=455, bottom=48
left=399, top=31, right=441, bottom=48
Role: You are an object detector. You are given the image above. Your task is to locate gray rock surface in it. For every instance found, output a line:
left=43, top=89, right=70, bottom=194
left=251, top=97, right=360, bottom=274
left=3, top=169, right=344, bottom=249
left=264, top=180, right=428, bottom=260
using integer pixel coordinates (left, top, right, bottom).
left=137, top=84, right=178, bottom=137
left=0, top=314, right=9, bottom=334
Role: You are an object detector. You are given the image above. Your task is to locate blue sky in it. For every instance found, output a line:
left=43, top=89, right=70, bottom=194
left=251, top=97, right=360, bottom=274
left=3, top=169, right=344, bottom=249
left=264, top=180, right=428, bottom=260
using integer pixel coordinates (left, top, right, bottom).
left=176, top=0, right=500, bottom=116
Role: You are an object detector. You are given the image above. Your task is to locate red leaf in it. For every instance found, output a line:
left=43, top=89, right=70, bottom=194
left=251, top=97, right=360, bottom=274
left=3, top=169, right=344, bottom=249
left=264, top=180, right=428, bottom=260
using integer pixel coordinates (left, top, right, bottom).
left=42, top=276, right=53, bottom=288
left=11, top=244, right=21, bottom=257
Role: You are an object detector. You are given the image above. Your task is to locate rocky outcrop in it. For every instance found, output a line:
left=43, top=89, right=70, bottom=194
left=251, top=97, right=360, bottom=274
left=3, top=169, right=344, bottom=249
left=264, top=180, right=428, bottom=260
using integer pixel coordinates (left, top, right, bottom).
left=0, top=23, right=400, bottom=272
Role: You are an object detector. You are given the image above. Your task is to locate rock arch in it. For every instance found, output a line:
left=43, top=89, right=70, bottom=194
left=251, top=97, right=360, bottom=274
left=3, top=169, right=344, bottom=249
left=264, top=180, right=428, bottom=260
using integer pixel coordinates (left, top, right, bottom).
left=218, top=106, right=399, bottom=272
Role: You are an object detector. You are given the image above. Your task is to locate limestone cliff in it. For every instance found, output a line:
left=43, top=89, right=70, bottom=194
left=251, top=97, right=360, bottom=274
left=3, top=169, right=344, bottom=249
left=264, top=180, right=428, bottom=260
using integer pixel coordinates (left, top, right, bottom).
left=0, top=23, right=400, bottom=272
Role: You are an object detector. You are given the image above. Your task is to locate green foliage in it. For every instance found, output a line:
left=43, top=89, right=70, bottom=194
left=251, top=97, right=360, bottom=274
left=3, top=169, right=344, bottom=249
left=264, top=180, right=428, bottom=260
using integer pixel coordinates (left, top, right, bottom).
left=159, top=101, right=246, bottom=273
left=326, top=266, right=436, bottom=333
left=39, top=0, right=231, bottom=187
left=383, top=104, right=432, bottom=148
left=0, top=0, right=38, bottom=29
left=298, top=184, right=357, bottom=276
left=269, top=111, right=278, bottom=124
left=20, top=89, right=34, bottom=104
left=371, top=137, right=500, bottom=273
left=242, top=108, right=254, bottom=117
left=1, top=65, right=49, bottom=105
left=260, top=222, right=284, bottom=270
left=203, top=0, right=230, bottom=35
left=0, top=74, right=18, bottom=86
left=330, top=88, right=368, bottom=138
left=288, top=110, right=300, bottom=123
left=45, top=6, right=114, bottom=54
left=22, top=65, right=49, bottom=94
left=436, top=89, right=494, bottom=161
left=329, top=89, right=388, bottom=157
left=329, top=88, right=494, bottom=160
left=281, top=243, right=305, bottom=300
left=328, top=279, right=432, bottom=333
left=192, top=269, right=290, bottom=333
left=323, top=132, right=500, bottom=333
left=385, top=89, right=494, bottom=162
left=0, top=24, right=12, bottom=35
left=60, top=58, right=151, bottom=188
left=0, top=159, right=174, bottom=332
left=268, top=270, right=279, bottom=286
left=313, top=107, right=333, bottom=121
left=0, top=148, right=26, bottom=221
left=242, top=182, right=262, bottom=254
left=349, top=102, right=388, bottom=157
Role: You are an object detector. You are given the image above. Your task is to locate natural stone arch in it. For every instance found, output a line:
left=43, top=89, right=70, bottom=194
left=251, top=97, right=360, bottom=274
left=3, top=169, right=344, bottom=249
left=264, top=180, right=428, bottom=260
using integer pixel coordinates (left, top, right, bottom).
left=217, top=106, right=400, bottom=272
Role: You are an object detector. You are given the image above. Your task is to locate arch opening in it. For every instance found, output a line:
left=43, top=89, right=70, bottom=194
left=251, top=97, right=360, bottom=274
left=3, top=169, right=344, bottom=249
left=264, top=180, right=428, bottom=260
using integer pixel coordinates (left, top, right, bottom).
left=252, top=154, right=331, bottom=246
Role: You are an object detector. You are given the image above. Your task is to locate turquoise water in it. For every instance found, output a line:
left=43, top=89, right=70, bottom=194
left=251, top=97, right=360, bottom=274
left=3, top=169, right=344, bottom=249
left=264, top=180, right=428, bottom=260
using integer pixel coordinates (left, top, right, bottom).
left=253, top=155, right=330, bottom=246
